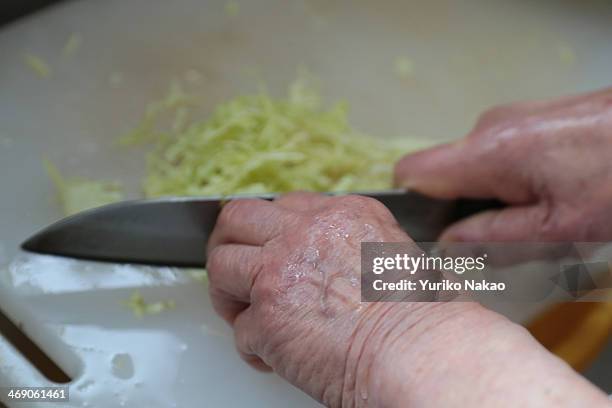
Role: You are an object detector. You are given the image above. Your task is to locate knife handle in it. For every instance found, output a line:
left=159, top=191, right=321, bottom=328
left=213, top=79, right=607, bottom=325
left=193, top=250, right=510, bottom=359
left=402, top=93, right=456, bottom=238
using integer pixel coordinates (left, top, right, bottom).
left=452, top=198, right=505, bottom=221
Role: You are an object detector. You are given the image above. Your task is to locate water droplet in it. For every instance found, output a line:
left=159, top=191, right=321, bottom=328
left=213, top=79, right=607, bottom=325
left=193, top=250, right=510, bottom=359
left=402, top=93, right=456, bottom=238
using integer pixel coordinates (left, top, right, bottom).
left=111, top=353, right=135, bottom=379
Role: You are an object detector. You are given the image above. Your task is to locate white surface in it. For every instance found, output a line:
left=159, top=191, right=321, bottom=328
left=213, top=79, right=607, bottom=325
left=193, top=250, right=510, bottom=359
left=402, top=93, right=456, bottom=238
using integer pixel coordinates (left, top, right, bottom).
left=1, top=0, right=612, bottom=406
left=0, top=255, right=316, bottom=407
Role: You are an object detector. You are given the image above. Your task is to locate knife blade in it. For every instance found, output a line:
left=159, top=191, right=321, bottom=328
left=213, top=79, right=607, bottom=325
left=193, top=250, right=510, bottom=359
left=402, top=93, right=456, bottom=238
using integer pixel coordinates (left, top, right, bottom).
left=21, top=190, right=502, bottom=268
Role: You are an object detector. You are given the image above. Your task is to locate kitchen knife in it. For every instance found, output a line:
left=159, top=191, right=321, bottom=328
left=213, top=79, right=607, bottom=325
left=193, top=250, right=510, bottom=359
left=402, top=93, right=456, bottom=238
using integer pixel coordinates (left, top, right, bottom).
left=21, top=190, right=501, bottom=268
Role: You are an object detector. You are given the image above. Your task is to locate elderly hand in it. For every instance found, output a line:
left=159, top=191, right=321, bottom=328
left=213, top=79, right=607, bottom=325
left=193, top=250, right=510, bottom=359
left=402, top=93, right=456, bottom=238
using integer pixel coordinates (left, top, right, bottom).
left=395, top=88, right=612, bottom=242
left=206, top=193, right=609, bottom=407
left=206, top=193, right=429, bottom=405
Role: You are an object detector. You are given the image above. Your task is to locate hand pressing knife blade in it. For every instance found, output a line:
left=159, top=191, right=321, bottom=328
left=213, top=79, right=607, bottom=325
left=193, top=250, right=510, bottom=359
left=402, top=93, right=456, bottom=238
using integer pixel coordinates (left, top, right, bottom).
left=21, top=190, right=502, bottom=268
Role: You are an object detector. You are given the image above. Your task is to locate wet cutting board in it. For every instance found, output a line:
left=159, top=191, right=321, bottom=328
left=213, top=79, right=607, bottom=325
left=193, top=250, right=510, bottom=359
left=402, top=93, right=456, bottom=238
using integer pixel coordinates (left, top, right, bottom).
left=1, top=0, right=612, bottom=406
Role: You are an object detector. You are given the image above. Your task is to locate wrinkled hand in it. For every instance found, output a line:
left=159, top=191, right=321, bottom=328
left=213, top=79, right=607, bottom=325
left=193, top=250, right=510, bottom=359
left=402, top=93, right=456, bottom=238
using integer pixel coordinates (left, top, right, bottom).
left=395, top=88, right=612, bottom=242
left=206, top=193, right=423, bottom=406
left=205, top=192, right=610, bottom=408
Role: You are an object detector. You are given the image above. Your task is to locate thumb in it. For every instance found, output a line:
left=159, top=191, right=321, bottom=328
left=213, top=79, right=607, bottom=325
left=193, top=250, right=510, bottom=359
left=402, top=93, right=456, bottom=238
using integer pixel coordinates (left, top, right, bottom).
left=440, top=205, right=549, bottom=242
left=394, top=139, right=533, bottom=204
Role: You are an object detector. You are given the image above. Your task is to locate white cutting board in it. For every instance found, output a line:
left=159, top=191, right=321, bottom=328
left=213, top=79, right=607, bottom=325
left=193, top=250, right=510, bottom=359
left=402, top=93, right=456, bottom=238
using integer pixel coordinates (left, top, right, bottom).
left=1, top=0, right=612, bottom=406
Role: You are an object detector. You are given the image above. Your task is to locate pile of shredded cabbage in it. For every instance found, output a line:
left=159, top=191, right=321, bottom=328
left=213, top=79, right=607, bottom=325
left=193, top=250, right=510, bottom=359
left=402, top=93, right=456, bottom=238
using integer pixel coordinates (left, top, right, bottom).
left=50, top=77, right=419, bottom=215
left=125, top=77, right=414, bottom=198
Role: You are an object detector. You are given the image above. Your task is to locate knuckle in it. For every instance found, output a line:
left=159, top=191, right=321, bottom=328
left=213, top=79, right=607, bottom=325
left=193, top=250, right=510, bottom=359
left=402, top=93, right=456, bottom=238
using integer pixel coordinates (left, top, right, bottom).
left=273, top=192, right=307, bottom=207
left=252, top=278, right=278, bottom=304
left=338, top=195, right=393, bottom=217
left=334, top=194, right=378, bottom=209
left=217, top=200, right=244, bottom=225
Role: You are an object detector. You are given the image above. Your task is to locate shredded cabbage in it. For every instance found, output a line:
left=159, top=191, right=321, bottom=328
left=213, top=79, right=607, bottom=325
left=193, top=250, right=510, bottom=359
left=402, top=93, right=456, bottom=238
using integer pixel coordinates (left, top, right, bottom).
left=62, top=33, right=83, bottom=57
left=123, top=290, right=176, bottom=318
left=44, top=161, right=124, bottom=216
left=24, top=54, right=51, bottom=78
left=51, top=76, right=421, bottom=211
left=128, top=76, right=415, bottom=197
left=119, top=81, right=194, bottom=147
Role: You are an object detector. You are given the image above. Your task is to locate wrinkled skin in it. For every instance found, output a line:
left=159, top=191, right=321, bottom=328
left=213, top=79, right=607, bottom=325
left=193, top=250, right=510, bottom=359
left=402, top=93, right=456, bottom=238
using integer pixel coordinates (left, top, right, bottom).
left=207, top=88, right=612, bottom=408
left=395, top=88, right=612, bottom=242
left=207, top=193, right=423, bottom=406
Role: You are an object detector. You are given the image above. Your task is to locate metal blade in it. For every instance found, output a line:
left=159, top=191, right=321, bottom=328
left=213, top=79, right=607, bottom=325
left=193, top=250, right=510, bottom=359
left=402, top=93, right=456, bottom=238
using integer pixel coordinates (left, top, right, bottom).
left=21, top=191, right=501, bottom=268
